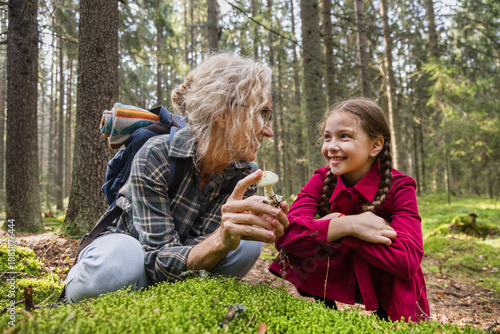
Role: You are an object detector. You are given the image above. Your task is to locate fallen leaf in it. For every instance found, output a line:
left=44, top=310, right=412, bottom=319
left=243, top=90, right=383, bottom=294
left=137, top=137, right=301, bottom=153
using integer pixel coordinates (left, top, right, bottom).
left=257, top=322, right=267, bottom=334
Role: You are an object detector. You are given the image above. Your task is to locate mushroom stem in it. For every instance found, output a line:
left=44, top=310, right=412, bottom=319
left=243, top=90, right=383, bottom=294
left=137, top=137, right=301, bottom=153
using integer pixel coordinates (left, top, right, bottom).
left=264, top=185, right=275, bottom=199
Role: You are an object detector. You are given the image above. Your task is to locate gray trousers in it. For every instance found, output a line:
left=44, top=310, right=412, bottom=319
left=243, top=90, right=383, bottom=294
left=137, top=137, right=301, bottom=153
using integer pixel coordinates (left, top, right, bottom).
left=65, top=233, right=262, bottom=303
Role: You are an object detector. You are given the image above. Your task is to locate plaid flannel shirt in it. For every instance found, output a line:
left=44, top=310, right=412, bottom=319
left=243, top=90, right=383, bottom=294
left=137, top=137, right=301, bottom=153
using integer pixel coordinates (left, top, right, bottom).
left=113, top=127, right=257, bottom=282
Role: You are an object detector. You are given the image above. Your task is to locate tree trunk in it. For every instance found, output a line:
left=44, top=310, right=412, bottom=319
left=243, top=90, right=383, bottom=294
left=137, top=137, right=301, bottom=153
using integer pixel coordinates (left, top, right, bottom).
left=48, top=29, right=56, bottom=203
left=156, top=23, right=163, bottom=106
left=267, top=0, right=281, bottom=195
left=322, top=0, right=335, bottom=107
left=65, top=0, right=118, bottom=236
left=278, top=47, right=292, bottom=198
left=379, top=0, right=399, bottom=170
left=300, top=0, right=325, bottom=173
left=424, top=0, right=439, bottom=59
left=56, top=37, right=65, bottom=210
left=0, top=48, right=5, bottom=190
left=291, top=0, right=306, bottom=189
left=207, top=0, right=219, bottom=51
left=184, top=0, right=189, bottom=66
left=251, top=0, right=259, bottom=59
left=6, top=0, right=43, bottom=232
left=190, top=0, right=195, bottom=66
left=0, top=11, right=5, bottom=192
left=65, top=58, right=73, bottom=198
left=354, top=0, right=371, bottom=97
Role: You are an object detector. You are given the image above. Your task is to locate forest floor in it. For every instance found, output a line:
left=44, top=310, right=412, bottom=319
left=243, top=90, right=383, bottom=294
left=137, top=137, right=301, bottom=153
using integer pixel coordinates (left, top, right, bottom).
left=5, top=230, right=499, bottom=332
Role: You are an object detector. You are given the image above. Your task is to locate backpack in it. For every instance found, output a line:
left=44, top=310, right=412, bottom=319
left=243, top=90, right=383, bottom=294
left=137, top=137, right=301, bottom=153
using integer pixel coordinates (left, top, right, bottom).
left=100, top=103, right=187, bottom=210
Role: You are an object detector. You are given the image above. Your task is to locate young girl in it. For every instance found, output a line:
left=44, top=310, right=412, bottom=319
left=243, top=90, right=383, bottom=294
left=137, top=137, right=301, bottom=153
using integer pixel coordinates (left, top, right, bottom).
left=269, top=98, right=429, bottom=322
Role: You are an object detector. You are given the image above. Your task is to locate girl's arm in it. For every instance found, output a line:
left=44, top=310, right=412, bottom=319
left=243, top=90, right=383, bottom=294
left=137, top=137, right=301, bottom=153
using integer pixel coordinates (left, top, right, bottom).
left=275, top=168, right=337, bottom=258
left=340, top=176, right=424, bottom=280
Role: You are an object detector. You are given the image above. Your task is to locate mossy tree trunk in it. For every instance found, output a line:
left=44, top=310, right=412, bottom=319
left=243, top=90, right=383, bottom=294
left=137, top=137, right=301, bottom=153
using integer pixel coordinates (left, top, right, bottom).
left=64, top=0, right=118, bottom=236
left=6, top=0, right=43, bottom=232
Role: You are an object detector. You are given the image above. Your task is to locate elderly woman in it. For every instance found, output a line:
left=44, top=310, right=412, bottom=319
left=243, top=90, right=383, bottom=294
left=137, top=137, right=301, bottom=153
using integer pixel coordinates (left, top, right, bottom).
left=65, top=53, right=289, bottom=302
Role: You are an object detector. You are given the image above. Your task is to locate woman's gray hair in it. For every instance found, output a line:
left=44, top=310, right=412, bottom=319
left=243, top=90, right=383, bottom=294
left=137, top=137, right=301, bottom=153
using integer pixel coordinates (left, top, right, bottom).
left=171, top=53, right=272, bottom=162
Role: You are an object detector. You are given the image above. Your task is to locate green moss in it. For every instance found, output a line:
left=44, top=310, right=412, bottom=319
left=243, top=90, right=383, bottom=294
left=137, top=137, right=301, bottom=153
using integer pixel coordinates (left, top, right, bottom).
left=0, top=275, right=63, bottom=308
left=0, top=245, right=63, bottom=310
left=418, top=195, right=500, bottom=236
left=0, top=244, right=43, bottom=277
left=0, top=277, right=484, bottom=333
left=424, top=236, right=500, bottom=274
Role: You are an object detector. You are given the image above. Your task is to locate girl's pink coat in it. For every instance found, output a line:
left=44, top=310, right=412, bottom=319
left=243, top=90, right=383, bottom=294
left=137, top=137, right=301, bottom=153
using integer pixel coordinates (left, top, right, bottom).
left=269, top=163, right=430, bottom=322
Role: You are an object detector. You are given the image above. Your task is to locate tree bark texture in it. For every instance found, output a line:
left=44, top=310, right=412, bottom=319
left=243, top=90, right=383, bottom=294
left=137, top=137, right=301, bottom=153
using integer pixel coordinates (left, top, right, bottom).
left=156, top=23, right=163, bottom=106
left=65, top=0, right=118, bottom=236
left=56, top=37, right=64, bottom=210
left=354, top=0, right=371, bottom=97
left=251, top=0, right=259, bottom=59
left=65, top=58, right=73, bottom=197
left=6, top=0, right=43, bottom=232
left=424, top=0, right=439, bottom=59
left=379, top=0, right=399, bottom=170
left=207, top=0, right=219, bottom=51
left=267, top=0, right=281, bottom=196
left=300, top=0, right=325, bottom=173
left=0, top=52, right=5, bottom=191
left=48, top=30, right=56, bottom=200
left=291, top=0, right=306, bottom=189
left=322, top=0, right=336, bottom=107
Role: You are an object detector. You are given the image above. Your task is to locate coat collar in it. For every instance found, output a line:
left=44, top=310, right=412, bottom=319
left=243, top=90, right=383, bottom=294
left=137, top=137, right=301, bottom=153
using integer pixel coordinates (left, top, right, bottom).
left=330, top=160, right=381, bottom=203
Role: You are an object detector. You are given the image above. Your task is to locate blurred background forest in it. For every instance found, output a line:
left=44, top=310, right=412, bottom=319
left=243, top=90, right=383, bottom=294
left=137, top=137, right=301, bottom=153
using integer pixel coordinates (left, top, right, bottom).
left=0, top=0, right=499, bottom=235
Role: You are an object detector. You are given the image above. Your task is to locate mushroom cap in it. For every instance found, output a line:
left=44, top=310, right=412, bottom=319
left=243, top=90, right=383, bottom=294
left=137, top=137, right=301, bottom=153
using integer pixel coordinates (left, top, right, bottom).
left=256, top=171, right=280, bottom=187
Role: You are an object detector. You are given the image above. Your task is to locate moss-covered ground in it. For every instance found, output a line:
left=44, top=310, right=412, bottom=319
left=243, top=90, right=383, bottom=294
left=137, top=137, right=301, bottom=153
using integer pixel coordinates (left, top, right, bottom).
left=0, top=194, right=498, bottom=333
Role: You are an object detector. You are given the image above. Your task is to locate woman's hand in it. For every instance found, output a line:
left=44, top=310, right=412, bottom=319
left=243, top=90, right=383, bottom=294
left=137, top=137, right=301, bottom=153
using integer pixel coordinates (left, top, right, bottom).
left=327, top=211, right=397, bottom=246
left=218, top=170, right=289, bottom=251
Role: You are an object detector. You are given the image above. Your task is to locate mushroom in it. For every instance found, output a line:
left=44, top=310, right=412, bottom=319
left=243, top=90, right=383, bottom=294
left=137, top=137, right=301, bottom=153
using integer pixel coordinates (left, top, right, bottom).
left=256, top=171, right=283, bottom=208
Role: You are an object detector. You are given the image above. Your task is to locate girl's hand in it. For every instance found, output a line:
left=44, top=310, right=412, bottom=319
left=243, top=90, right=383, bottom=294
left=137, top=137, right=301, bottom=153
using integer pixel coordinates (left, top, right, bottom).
left=327, top=211, right=397, bottom=246
left=218, top=170, right=289, bottom=251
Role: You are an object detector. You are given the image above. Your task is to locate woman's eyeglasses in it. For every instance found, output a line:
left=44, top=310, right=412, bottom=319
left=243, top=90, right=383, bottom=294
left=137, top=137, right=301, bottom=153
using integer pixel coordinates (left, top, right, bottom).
left=229, top=101, right=273, bottom=126
left=260, top=108, right=273, bottom=126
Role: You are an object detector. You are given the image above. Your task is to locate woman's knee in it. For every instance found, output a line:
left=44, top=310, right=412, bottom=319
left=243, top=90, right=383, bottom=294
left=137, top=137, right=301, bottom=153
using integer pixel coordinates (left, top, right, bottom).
left=211, top=240, right=262, bottom=278
left=65, top=233, right=147, bottom=302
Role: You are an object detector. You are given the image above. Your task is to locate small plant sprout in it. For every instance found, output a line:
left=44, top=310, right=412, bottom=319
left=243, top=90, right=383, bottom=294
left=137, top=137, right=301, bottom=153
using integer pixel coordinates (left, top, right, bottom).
left=256, top=171, right=283, bottom=207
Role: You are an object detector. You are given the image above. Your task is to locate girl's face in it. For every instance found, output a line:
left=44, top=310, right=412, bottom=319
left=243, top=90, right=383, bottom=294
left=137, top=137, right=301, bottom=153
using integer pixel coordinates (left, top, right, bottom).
left=321, top=111, right=383, bottom=187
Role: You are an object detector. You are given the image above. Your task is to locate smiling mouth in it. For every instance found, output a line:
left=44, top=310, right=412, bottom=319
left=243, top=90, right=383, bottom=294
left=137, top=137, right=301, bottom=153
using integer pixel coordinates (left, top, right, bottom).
left=329, top=157, right=345, bottom=164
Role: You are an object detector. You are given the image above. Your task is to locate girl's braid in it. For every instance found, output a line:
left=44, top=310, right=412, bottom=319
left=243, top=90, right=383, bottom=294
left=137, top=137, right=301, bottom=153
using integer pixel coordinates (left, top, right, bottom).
left=318, top=170, right=337, bottom=217
left=362, top=141, right=392, bottom=213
